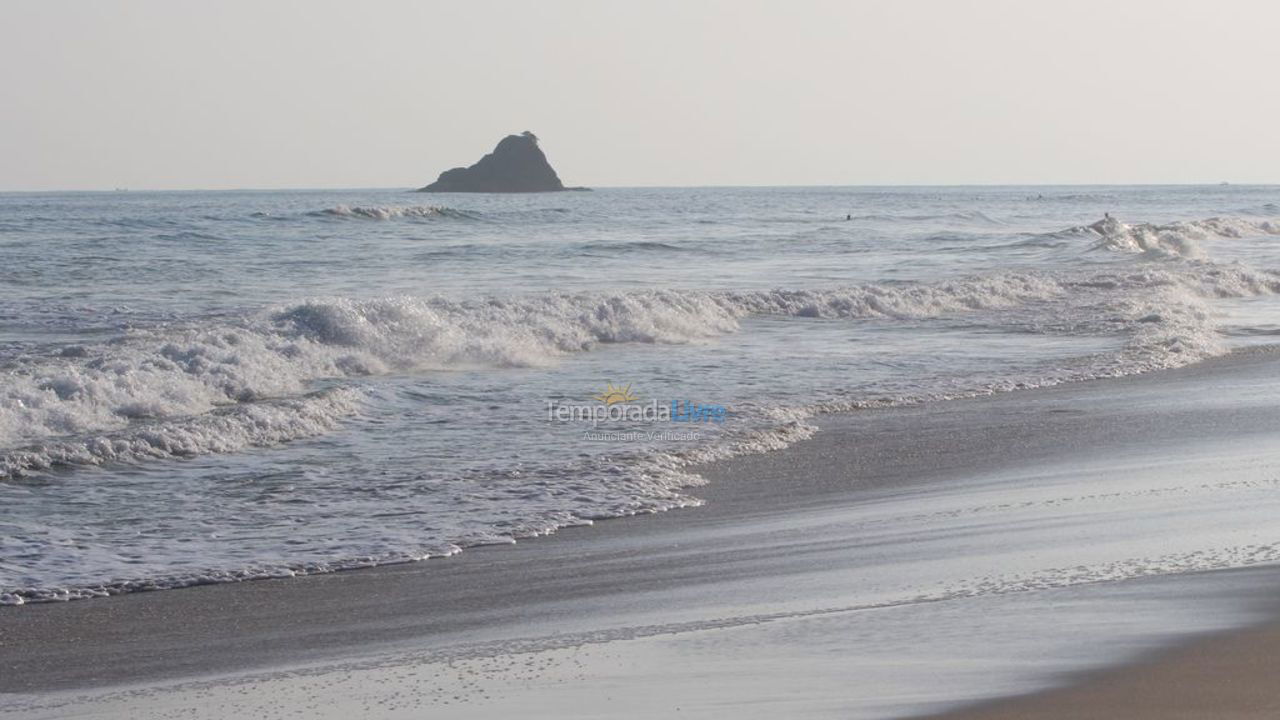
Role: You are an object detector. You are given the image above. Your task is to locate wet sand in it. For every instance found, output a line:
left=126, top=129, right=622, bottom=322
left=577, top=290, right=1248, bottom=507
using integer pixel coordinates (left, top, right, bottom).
left=922, top=619, right=1280, bottom=720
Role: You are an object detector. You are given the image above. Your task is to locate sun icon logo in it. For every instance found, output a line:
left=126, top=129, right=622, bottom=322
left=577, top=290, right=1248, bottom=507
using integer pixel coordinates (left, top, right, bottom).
left=594, top=382, right=638, bottom=406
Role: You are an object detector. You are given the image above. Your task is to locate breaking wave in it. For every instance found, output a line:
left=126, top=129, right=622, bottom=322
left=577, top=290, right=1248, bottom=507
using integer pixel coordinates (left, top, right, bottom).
left=4, top=249, right=1279, bottom=479
left=311, top=205, right=476, bottom=220
left=0, top=390, right=359, bottom=478
left=1078, top=216, right=1280, bottom=259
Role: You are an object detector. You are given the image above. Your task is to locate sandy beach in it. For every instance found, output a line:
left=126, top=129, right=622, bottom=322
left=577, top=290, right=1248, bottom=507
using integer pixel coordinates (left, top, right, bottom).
left=924, top=619, right=1280, bottom=719
left=4, top=346, right=1280, bottom=718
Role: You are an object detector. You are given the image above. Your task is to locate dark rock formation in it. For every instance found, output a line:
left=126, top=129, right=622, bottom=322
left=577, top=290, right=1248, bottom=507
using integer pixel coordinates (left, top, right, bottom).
left=419, top=131, right=582, bottom=193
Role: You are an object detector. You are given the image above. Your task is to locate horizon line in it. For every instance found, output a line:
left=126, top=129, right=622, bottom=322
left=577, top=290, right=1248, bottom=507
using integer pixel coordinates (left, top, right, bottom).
left=0, top=181, right=1270, bottom=194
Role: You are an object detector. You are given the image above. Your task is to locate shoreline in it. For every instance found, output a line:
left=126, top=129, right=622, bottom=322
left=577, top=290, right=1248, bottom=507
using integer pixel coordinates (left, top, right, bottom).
left=5, top=347, right=1280, bottom=717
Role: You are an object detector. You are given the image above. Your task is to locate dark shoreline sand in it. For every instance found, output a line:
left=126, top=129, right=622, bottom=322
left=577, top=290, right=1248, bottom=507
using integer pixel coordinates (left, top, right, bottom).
left=4, top=347, right=1280, bottom=717
left=918, top=617, right=1280, bottom=720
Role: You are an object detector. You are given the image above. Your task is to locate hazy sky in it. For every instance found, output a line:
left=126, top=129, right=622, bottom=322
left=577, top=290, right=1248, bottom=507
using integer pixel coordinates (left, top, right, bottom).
left=3, top=0, right=1278, bottom=190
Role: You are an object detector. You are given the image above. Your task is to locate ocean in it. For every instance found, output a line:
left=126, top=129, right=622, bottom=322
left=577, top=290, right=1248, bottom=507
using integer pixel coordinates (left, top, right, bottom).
left=2, top=185, right=1279, bottom=605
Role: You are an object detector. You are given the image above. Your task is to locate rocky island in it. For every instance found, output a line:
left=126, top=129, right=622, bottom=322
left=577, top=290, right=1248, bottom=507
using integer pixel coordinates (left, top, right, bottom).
left=418, top=131, right=585, bottom=193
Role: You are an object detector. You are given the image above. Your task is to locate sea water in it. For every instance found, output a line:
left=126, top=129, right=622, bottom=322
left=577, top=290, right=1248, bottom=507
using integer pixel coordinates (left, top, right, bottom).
left=2, top=185, right=1279, bottom=603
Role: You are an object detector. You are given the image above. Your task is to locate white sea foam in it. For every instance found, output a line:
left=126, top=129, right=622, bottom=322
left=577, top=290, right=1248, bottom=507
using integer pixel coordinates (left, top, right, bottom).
left=1083, top=215, right=1280, bottom=259
left=316, top=205, right=467, bottom=220
left=0, top=390, right=359, bottom=478
left=4, top=246, right=1280, bottom=480
left=0, top=279, right=1063, bottom=454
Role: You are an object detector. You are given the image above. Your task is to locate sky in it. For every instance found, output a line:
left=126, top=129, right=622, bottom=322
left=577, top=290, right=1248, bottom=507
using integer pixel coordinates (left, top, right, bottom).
left=2, top=0, right=1278, bottom=190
